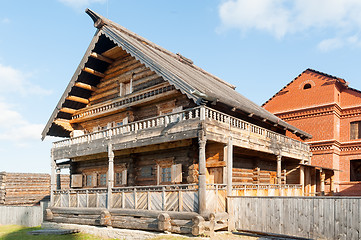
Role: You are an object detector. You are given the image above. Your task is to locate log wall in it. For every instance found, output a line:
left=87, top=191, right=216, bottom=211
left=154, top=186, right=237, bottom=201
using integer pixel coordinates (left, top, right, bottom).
left=0, top=172, right=69, bottom=206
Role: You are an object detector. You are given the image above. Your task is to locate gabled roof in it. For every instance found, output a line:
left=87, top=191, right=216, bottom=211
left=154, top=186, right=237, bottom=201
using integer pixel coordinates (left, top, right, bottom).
left=42, top=9, right=312, bottom=140
left=262, top=68, right=348, bottom=107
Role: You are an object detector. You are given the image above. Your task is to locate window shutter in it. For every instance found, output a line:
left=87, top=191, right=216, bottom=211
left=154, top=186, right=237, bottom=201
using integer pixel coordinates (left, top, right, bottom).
left=92, top=173, right=98, bottom=187
left=122, top=117, right=129, bottom=125
left=71, top=174, right=83, bottom=188
left=125, top=82, right=132, bottom=95
left=171, top=164, right=182, bottom=183
left=121, top=169, right=127, bottom=185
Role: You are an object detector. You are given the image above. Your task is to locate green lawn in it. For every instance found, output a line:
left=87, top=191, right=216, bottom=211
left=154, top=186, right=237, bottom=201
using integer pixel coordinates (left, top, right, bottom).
left=0, top=225, right=119, bottom=240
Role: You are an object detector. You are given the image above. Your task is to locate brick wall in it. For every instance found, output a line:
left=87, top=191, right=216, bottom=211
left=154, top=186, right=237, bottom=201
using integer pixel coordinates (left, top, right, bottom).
left=263, top=69, right=361, bottom=195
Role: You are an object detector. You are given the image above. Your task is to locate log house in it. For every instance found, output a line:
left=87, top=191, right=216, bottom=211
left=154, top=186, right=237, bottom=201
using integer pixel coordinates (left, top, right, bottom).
left=42, top=9, right=314, bottom=235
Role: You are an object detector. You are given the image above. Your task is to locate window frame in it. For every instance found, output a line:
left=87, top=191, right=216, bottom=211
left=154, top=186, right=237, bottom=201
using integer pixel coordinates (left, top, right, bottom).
left=350, top=121, right=361, bottom=140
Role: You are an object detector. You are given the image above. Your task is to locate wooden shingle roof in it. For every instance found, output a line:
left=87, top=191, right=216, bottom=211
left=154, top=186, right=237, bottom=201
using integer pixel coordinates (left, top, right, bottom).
left=42, top=9, right=312, bottom=140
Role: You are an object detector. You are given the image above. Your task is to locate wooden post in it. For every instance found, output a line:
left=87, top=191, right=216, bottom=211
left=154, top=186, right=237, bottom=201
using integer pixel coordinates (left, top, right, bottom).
left=50, top=150, right=56, bottom=207
left=226, top=138, right=233, bottom=197
left=330, top=174, right=335, bottom=195
left=107, top=144, right=114, bottom=209
left=56, top=167, right=61, bottom=190
left=320, top=169, right=325, bottom=196
left=300, top=165, right=305, bottom=196
left=277, top=155, right=282, bottom=185
left=198, top=130, right=207, bottom=215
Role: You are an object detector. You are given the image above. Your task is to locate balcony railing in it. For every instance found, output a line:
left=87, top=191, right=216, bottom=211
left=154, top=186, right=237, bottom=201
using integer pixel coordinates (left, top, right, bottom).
left=52, top=184, right=302, bottom=213
left=53, top=106, right=310, bottom=153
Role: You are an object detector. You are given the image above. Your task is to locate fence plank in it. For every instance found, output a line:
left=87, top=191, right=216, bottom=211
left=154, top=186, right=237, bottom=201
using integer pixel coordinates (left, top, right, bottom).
left=232, top=196, right=361, bottom=240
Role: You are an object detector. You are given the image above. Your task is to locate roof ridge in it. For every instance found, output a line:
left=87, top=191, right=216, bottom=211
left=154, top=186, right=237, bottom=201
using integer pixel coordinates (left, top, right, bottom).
left=262, top=68, right=348, bottom=107
left=85, top=9, right=236, bottom=90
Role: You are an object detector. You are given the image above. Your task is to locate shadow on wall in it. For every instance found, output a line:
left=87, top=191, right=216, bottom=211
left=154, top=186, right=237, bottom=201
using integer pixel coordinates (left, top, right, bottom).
left=337, top=181, right=361, bottom=196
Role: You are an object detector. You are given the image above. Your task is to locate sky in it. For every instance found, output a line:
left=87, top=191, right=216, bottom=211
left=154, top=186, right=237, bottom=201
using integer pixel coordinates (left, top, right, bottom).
left=1, top=0, right=361, bottom=173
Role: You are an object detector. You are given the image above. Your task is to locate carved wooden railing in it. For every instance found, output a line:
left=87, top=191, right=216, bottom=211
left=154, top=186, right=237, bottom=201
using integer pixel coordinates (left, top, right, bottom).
left=53, top=107, right=201, bottom=148
left=53, top=106, right=310, bottom=154
left=53, top=188, right=108, bottom=208
left=52, top=183, right=303, bottom=212
left=204, top=107, right=310, bottom=152
left=111, top=184, right=199, bottom=212
left=232, top=184, right=303, bottom=196
left=72, top=84, right=176, bottom=120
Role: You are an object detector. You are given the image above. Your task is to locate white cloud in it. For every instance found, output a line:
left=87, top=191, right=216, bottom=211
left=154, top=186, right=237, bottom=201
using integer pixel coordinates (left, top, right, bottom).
left=58, top=0, right=106, bottom=10
left=219, top=0, right=361, bottom=50
left=0, top=100, right=44, bottom=143
left=0, top=64, right=51, bottom=96
left=318, top=38, right=344, bottom=52
left=1, top=18, right=10, bottom=24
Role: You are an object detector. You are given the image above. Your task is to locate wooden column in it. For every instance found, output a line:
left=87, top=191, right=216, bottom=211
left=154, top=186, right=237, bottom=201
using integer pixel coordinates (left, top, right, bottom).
left=277, top=155, right=282, bottom=185
left=198, top=131, right=207, bottom=215
left=56, top=168, right=61, bottom=190
left=330, top=174, right=335, bottom=194
left=50, top=150, right=56, bottom=207
left=300, top=165, right=305, bottom=195
left=320, top=170, right=325, bottom=196
left=226, top=138, right=233, bottom=197
left=107, top=144, right=114, bottom=209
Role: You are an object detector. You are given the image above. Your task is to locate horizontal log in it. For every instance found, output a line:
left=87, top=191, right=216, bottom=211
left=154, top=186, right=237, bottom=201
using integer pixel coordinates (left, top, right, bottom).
left=75, top=82, right=98, bottom=91
left=90, top=52, right=114, bottom=64
left=109, top=208, right=199, bottom=220
left=52, top=216, right=99, bottom=226
left=66, top=96, right=89, bottom=104
left=102, top=46, right=126, bottom=59
left=105, top=57, right=139, bottom=75
left=50, top=207, right=104, bottom=215
left=83, top=67, right=106, bottom=78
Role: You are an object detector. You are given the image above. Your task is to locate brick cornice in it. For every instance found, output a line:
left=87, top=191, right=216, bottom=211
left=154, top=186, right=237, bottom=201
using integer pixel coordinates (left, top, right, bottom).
left=274, top=103, right=361, bottom=120
left=274, top=103, right=341, bottom=121
left=307, top=139, right=361, bottom=156
left=340, top=106, right=361, bottom=118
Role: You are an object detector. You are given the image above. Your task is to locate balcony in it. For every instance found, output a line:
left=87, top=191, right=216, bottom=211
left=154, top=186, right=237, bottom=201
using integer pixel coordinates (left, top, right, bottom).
left=52, top=106, right=310, bottom=161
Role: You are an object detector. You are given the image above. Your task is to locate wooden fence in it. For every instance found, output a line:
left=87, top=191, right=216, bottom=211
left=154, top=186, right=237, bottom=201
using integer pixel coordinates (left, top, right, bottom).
left=231, top=196, right=361, bottom=240
left=0, top=200, right=49, bottom=227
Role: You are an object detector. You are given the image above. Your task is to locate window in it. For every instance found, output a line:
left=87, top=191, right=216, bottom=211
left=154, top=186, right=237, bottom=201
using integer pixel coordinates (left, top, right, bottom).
left=161, top=167, right=172, bottom=183
left=99, top=173, right=107, bottom=186
left=303, top=83, right=312, bottom=89
left=350, top=121, right=361, bottom=140
left=156, top=162, right=182, bottom=185
left=350, top=160, right=361, bottom=181
left=115, top=169, right=127, bottom=186
left=86, top=175, right=93, bottom=187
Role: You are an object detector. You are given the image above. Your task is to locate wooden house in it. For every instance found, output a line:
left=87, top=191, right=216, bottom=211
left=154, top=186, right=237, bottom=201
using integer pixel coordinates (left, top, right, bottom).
left=42, top=9, right=313, bottom=234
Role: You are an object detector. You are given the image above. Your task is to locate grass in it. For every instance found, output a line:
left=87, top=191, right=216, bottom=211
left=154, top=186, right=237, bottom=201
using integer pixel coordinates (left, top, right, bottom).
left=0, top=225, right=121, bottom=240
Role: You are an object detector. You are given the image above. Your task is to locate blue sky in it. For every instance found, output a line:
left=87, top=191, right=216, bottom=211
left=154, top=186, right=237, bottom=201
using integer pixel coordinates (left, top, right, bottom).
left=1, top=0, right=361, bottom=173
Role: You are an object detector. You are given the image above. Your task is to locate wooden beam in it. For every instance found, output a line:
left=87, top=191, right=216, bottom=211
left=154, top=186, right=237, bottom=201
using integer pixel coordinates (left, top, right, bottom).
left=66, top=95, right=89, bottom=104
left=74, top=82, right=98, bottom=91
left=90, top=52, right=114, bottom=64
left=59, top=107, right=76, bottom=114
left=83, top=67, right=106, bottom=78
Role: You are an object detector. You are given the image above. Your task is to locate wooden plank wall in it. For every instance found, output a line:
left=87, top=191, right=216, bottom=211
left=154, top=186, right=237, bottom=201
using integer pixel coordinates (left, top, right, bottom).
left=232, top=196, right=361, bottom=239
left=0, top=172, right=69, bottom=206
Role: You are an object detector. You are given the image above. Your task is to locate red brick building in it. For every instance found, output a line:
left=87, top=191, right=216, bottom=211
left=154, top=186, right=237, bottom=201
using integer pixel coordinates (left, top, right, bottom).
left=263, top=69, right=361, bottom=195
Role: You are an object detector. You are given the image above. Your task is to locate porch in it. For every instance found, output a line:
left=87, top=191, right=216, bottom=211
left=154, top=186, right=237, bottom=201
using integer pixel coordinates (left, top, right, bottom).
left=48, top=106, right=311, bottom=235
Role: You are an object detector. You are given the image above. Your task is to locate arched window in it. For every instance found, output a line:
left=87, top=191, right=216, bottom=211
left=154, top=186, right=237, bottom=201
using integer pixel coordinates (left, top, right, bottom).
left=303, top=83, right=312, bottom=89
